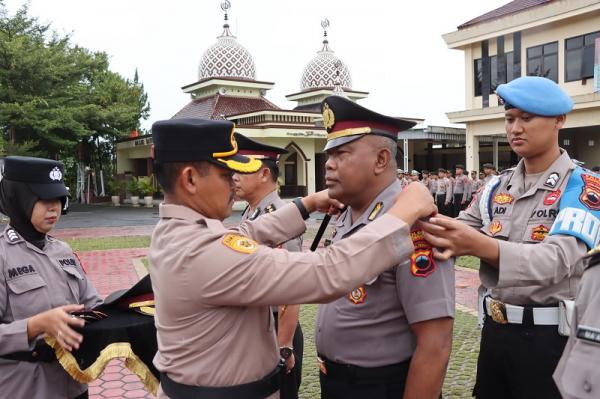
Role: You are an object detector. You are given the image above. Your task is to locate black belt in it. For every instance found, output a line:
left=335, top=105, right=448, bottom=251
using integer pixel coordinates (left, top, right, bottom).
left=0, top=342, right=56, bottom=363
left=319, top=355, right=411, bottom=385
left=160, top=360, right=284, bottom=399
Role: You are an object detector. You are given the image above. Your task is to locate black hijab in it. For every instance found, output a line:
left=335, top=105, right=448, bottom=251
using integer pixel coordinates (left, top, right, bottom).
left=0, top=179, right=47, bottom=249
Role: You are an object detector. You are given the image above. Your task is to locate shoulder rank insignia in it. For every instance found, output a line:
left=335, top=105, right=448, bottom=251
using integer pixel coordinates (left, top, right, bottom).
left=249, top=208, right=261, bottom=220
left=544, top=172, right=560, bottom=188
left=493, top=193, right=514, bottom=205
left=6, top=229, right=19, bottom=243
left=580, top=174, right=600, bottom=211
left=489, top=220, right=502, bottom=236
left=348, top=286, right=367, bottom=304
left=368, top=202, right=383, bottom=221
left=531, top=225, right=549, bottom=241
left=409, top=230, right=436, bottom=278
left=265, top=204, right=276, bottom=213
left=222, top=234, right=258, bottom=254
left=544, top=190, right=561, bottom=206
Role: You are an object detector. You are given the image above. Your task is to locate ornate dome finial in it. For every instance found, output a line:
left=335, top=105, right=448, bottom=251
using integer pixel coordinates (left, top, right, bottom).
left=220, top=1, right=233, bottom=37
left=321, top=18, right=331, bottom=52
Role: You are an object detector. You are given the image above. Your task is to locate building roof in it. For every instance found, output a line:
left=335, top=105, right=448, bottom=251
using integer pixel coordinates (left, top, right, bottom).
left=172, top=94, right=280, bottom=120
left=458, top=0, right=553, bottom=29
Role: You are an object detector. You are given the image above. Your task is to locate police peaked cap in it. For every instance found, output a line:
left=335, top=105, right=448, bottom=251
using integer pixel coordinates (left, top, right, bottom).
left=102, top=274, right=154, bottom=316
left=321, top=96, right=416, bottom=151
left=482, top=163, right=495, bottom=169
left=2, top=156, right=68, bottom=200
left=234, top=133, right=288, bottom=162
left=496, top=76, right=573, bottom=116
left=151, top=118, right=261, bottom=174
left=455, top=164, right=465, bottom=169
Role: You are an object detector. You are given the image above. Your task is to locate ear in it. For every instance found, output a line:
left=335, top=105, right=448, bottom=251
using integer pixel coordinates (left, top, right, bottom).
left=374, top=147, right=392, bottom=175
left=556, top=115, right=566, bottom=130
left=260, top=167, right=270, bottom=183
left=178, top=165, right=199, bottom=195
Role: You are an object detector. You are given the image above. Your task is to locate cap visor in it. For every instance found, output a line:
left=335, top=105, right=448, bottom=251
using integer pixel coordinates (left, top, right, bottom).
left=324, top=135, right=363, bottom=151
left=28, top=182, right=68, bottom=201
left=213, top=153, right=262, bottom=174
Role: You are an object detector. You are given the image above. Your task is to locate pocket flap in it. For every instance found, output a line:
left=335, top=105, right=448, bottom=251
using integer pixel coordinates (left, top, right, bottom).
left=62, top=266, right=83, bottom=280
left=7, top=274, right=47, bottom=294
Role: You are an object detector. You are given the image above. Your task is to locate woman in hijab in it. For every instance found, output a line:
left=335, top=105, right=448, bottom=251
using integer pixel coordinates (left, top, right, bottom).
left=0, top=156, right=102, bottom=399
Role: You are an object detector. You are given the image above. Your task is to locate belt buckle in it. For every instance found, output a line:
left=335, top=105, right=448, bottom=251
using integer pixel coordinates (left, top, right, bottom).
left=489, top=299, right=508, bottom=324
left=317, top=356, right=327, bottom=375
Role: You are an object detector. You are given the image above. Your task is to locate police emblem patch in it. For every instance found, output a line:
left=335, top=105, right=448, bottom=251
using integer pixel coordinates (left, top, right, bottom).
left=222, top=234, right=258, bottom=254
left=543, top=190, right=561, bottom=206
left=489, top=220, right=502, bottom=236
left=409, top=229, right=436, bottom=278
left=493, top=193, right=514, bottom=205
left=49, top=167, right=63, bottom=181
left=322, top=103, right=335, bottom=130
left=544, top=172, right=560, bottom=188
left=531, top=225, right=549, bottom=241
left=368, top=202, right=383, bottom=221
left=348, top=286, right=367, bottom=304
left=580, top=174, right=600, bottom=211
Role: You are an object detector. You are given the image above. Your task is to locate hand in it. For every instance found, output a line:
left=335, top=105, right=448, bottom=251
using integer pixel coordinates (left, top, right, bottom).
left=302, top=190, right=345, bottom=215
left=285, top=353, right=296, bottom=374
left=389, top=182, right=437, bottom=226
left=27, top=304, right=86, bottom=351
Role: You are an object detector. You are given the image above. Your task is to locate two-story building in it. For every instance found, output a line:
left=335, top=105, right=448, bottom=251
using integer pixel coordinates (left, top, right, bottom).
left=443, top=0, right=600, bottom=171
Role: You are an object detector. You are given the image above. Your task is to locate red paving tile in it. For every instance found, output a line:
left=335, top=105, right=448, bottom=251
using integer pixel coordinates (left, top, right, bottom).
left=456, top=267, right=479, bottom=311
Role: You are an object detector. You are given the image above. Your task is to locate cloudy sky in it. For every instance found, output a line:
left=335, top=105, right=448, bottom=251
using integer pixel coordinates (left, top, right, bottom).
left=4, top=0, right=508, bottom=130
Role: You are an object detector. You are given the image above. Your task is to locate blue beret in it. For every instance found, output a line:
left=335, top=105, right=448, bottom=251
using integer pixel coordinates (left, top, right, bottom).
left=496, top=76, right=573, bottom=116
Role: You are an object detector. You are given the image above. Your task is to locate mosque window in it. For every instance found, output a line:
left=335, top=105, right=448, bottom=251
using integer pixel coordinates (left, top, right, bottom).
left=565, top=31, right=600, bottom=82
left=526, top=41, right=558, bottom=82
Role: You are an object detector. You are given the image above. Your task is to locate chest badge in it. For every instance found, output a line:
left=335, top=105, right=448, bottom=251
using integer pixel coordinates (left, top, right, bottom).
left=409, top=230, right=436, bottom=278
left=222, top=234, right=258, bottom=254
left=580, top=174, right=600, bottom=211
left=493, top=193, right=514, bottom=205
left=348, top=286, right=367, bottom=304
left=368, top=202, right=383, bottom=221
left=531, top=225, right=549, bottom=241
left=543, top=190, right=561, bottom=206
left=489, top=220, right=502, bottom=236
left=544, top=172, right=560, bottom=188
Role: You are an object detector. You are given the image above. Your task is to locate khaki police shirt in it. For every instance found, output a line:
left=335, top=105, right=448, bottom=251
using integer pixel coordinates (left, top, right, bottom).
left=428, top=178, right=437, bottom=195
left=553, top=251, right=600, bottom=399
left=149, top=202, right=415, bottom=398
left=454, top=175, right=469, bottom=204
left=315, top=180, right=455, bottom=367
left=0, top=226, right=102, bottom=399
left=436, top=177, right=453, bottom=199
left=458, top=150, right=587, bottom=305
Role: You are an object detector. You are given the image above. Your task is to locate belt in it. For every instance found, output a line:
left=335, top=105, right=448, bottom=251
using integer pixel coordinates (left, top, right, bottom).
left=160, top=360, right=284, bottom=399
left=0, top=342, right=56, bottom=363
left=317, top=354, right=411, bottom=385
left=485, top=297, right=559, bottom=325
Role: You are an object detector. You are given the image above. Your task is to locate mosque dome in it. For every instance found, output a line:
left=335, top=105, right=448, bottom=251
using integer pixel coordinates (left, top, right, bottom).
left=198, top=3, right=256, bottom=81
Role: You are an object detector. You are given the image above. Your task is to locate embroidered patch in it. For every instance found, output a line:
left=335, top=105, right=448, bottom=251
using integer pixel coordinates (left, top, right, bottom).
left=544, top=190, right=561, bottom=206
left=580, top=174, right=600, bottom=211
left=544, top=172, right=560, bottom=188
left=348, top=287, right=366, bottom=304
left=222, top=234, right=258, bottom=254
left=576, top=325, right=600, bottom=345
left=489, top=220, right=502, bottom=236
left=493, top=193, right=514, bottom=205
left=249, top=208, right=261, bottom=221
left=265, top=204, right=276, bottom=213
left=531, top=225, right=549, bottom=241
left=409, top=230, right=436, bottom=277
left=368, top=202, right=383, bottom=221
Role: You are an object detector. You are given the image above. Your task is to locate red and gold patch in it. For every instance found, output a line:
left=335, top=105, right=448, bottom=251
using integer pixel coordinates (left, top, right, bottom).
left=493, top=193, right=514, bottom=205
left=580, top=174, right=600, bottom=211
left=348, top=286, right=367, bottom=304
left=543, top=190, right=561, bottom=206
left=531, top=225, right=549, bottom=241
left=222, top=234, right=258, bottom=254
left=410, top=229, right=436, bottom=278
left=489, top=220, right=502, bottom=236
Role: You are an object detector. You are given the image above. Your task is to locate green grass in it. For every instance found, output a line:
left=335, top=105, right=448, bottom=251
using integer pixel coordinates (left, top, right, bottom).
left=141, top=257, right=150, bottom=270
left=456, top=256, right=480, bottom=270
left=66, top=235, right=151, bottom=251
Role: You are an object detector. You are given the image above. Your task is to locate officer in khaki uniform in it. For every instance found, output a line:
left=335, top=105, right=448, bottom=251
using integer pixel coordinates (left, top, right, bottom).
left=233, top=134, right=304, bottom=399
left=422, top=76, right=597, bottom=398
left=453, top=164, right=469, bottom=216
left=435, top=168, right=453, bottom=216
left=316, top=96, right=455, bottom=399
left=554, top=245, right=600, bottom=398
left=0, top=156, right=102, bottom=399
left=148, top=118, right=438, bottom=399
left=482, top=163, right=496, bottom=184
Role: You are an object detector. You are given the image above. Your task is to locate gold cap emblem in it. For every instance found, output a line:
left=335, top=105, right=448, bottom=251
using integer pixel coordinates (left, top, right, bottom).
left=322, top=102, right=335, bottom=130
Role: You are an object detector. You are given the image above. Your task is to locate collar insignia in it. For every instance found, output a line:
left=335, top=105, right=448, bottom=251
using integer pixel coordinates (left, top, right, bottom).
left=249, top=208, right=261, bottom=220
left=544, top=172, right=560, bottom=188
left=368, top=202, right=383, bottom=221
left=265, top=204, right=276, bottom=213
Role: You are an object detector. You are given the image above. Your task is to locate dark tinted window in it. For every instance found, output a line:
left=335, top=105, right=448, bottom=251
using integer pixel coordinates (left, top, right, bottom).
left=565, top=31, right=600, bottom=81
left=527, top=41, right=558, bottom=82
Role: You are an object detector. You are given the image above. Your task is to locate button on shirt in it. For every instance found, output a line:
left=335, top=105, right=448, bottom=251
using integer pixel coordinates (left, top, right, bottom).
left=458, top=150, right=587, bottom=305
left=0, top=226, right=102, bottom=399
left=315, top=180, right=455, bottom=367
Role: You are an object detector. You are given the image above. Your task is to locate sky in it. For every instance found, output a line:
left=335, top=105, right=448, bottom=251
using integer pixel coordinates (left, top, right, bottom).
left=3, top=0, right=509, bottom=130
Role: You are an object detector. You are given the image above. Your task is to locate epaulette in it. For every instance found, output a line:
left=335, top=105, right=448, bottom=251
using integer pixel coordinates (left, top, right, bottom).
left=3, top=228, right=21, bottom=243
left=248, top=208, right=261, bottom=221
left=585, top=245, right=600, bottom=270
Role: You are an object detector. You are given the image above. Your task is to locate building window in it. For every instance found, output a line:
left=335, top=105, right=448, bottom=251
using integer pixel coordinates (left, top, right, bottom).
left=565, top=30, right=600, bottom=82
left=527, top=41, right=558, bottom=82
left=474, top=52, right=516, bottom=96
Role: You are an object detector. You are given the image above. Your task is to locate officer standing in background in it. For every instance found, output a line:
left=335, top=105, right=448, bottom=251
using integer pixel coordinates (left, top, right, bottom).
left=482, top=163, right=496, bottom=184
left=421, top=170, right=430, bottom=188
left=470, top=170, right=482, bottom=194
left=435, top=168, right=453, bottom=216
left=232, top=134, right=304, bottom=399
left=422, top=76, right=595, bottom=399
left=453, top=164, right=469, bottom=216
left=0, top=156, right=102, bottom=399
left=428, top=172, right=438, bottom=198
left=148, top=118, right=438, bottom=399
left=409, top=170, right=420, bottom=182
left=316, top=96, right=454, bottom=399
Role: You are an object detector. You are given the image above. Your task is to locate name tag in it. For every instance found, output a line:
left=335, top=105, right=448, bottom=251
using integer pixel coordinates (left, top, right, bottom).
left=576, top=325, right=600, bottom=345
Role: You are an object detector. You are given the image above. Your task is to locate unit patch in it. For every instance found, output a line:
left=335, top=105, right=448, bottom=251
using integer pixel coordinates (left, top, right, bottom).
left=545, top=172, right=560, bottom=188
left=489, top=220, right=502, bottom=236
left=531, top=225, right=549, bottom=241
left=409, top=230, right=436, bottom=277
left=222, top=234, right=258, bottom=254
left=580, top=174, right=600, bottom=211
left=368, top=202, right=383, bottom=221
left=576, top=325, right=600, bottom=345
left=493, top=193, right=514, bottom=205
left=348, top=286, right=367, bottom=304
left=544, top=190, right=561, bottom=206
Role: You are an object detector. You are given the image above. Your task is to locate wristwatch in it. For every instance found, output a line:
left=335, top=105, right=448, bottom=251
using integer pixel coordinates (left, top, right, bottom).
left=280, top=346, right=294, bottom=360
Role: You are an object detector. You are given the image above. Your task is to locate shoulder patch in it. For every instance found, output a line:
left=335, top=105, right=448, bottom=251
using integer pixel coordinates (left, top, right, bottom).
left=368, top=202, right=383, bottom=221
left=222, top=233, right=258, bottom=254
left=409, top=230, right=436, bottom=277
left=264, top=204, right=276, bottom=213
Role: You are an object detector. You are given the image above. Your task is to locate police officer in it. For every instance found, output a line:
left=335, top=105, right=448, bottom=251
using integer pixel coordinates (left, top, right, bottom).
left=148, top=118, right=438, bottom=399
left=435, top=168, right=453, bottom=216
left=409, top=170, right=420, bottom=182
left=482, top=163, right=496, bottom=184
left=453, top=164, right=469, bottom=216
left=428, top=172, right=438, bottom=198
left=0, top=156, right=102, bottom=399
left=316, top=96, right=454, bottom=399
left=232, top=134, right=304, bottom=399
left=554, top=245, right=600, bottom=398
left=422, top=76, right=594, bottom=398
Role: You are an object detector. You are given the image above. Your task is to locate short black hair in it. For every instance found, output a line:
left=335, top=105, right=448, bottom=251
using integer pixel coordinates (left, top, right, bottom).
left=154, top=161, right=209, bottom=194
left=262, top=159, right=280, bottom=183
left=592, top=166, right=600, bottom=172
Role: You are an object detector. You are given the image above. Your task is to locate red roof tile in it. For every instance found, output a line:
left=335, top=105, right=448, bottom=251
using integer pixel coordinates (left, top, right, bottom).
left=172, top=94, right=280, bottom=120
left=458, top=0, right=553, bottom=29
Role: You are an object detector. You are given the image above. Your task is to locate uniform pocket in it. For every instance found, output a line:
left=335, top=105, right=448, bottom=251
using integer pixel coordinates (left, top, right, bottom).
left=559, top=341, right=600, bottom=398
left=6, top=275, right=49, bottom=319
left=61, top=266, right=83, bottom=299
